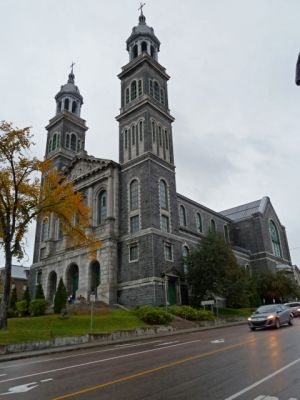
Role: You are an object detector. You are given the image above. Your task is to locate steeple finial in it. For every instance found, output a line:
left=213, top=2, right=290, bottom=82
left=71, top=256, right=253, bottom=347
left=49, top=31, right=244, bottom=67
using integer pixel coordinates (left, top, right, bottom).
left=68, top=61, right=75, bottom=84
left=138, top=2, right=146, bottom=24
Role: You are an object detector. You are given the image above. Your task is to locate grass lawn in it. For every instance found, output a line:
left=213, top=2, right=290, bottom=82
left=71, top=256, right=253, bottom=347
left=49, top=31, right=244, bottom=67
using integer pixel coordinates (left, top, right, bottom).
left=0, top=309, right=149, bottom=345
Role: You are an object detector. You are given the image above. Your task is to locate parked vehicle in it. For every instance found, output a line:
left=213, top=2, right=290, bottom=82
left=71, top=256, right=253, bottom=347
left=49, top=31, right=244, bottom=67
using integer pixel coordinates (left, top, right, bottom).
left=248, top=304, right=293, bottom=331
left=284, top=302, right=300, bottom=317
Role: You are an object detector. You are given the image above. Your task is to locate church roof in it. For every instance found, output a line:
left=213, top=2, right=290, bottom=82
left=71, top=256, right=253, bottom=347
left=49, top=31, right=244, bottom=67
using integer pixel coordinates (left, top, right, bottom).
left=0, top=265, right=29, bottom=280
left=126, top=13, right=160, bottom=50
left=220, top=196, right=269, bottom=221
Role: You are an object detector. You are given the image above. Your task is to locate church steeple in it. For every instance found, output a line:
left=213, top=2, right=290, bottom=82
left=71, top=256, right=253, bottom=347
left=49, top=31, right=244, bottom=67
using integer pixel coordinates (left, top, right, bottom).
left=55, top=64, right=83, bottom=117
left=126, top=6, right=160, bottom=62
left=45, top=66, right=88, bottom=170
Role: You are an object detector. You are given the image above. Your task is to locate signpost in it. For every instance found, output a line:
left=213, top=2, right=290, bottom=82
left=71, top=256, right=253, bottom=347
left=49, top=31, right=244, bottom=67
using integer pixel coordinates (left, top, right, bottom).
left=201, top=300, right=215, bottom=313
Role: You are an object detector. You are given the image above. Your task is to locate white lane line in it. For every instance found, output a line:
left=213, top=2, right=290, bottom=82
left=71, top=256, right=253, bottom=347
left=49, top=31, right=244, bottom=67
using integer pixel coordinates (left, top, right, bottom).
left=1, top=339, right=164, bottom=369
left=155, top=341, right=179, bottom=346
left=0, top=338, right=205, bottom=384
left=40, top=378, right=53, bottom=383
left=224, top=357, right=300, bottom=400
left=115, top=340, right=162, bottom=348
left=0, top=374, right=6, bottom=377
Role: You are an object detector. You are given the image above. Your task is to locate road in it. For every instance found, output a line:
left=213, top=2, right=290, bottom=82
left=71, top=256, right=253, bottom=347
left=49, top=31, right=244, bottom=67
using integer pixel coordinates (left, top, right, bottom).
left=1, top=320, right=300, bottom=399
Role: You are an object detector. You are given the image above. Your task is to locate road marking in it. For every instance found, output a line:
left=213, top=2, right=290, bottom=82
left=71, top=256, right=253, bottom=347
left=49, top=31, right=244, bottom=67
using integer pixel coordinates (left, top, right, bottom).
left=41, top=378, right=53, bottom=383
left=115, top=340, right=162, bottom=348
left=1, top=339, right=164, bottom=370
left=51, top=340, right=256, bottom=400
left=224, top=357, right=300, bottom=400
left=0, top=382, right=38, bottom=395
left=0, top=375, right=6, bottom=377
left=254, top=397, right=298, bottom=400
left=155, top=341, right=179, bottom=346
left=0, top=338, right=207, bottom=384
left=211, top=339, right=225, bottom=343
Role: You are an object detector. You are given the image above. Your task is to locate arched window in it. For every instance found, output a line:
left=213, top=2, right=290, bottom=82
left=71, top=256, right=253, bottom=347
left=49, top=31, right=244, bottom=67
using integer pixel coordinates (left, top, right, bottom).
left=152, top=121, right=156, bottom=142
left=132, top=44, right=138, bottom=58
left=141, top=41, right=147, bottom=52
left=160, top=88, right=165, bottom=104
left=158, top=126, right=162, bottom=146
left=139, top=120, right=143, bottom=141
left=131, top=80, right=137, bottom=100
left=52, top=133, right=57, bottom=151
left=125, top=88, right=130, bottom=104
left=138, top=79, right=143, bottom=96
left=72, top=101, right=77, bottom=114
left=270, top=220, right=282, bottom=257
left=224, top=225, right=230, bottom=242
left=64, top=98, right=69, bottom=111
left=149, top=79, right=153, bottom=96
left=160, top=180, right=168, bottom=210
left=71, top=133, right=77, bottom=151
left=150, top=45, right=155, bottom=57
left=65, top=133, right=70, bottom=148
left=97, top=190, right=107, bottom=224
left=41, top=218, right=49, bottom=242
left=179, top=205, right=186, bottom=226
left=196, top=213, right=203, bottom=233
left=49, top=139, right=52, bottom=153
left=57, top=101, right=62, bottom=113
left=124, top=129, right=128, bottom=149
left=131, top=125, right=135, bottom=145
left=130, top=180, right=139, bottom=210
left=182, top=245, right=190, bottom=274
left=164, top=129, right=169, bottom=150
left=211, top=219, right=216, bottom=233
left=154, top=81, right=160, bottom=101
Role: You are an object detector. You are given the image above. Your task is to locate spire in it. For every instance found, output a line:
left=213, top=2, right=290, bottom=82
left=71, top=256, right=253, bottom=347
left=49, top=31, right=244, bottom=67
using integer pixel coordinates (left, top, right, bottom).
left=138, top=2, right=146, bottom=24
left=68, top=61, right=75, bottom=84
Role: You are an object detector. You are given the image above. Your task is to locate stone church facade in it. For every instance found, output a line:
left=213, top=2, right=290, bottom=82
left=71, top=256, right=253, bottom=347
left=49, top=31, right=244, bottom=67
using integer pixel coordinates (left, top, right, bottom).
left=29, top=12, right=292, bottom=306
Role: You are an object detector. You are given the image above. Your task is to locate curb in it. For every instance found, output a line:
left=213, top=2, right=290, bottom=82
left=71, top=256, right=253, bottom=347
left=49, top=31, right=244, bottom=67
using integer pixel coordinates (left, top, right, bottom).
left=0, top=319, right=247, bottom=362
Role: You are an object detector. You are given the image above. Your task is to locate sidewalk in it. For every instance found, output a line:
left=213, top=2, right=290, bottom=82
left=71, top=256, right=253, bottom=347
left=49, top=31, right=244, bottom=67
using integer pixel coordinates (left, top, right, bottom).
left=0, top=319, right=246, bottom=362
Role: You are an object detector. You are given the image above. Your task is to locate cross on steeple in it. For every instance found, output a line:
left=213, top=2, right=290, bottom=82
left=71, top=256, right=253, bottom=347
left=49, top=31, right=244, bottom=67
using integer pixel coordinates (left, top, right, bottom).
left=138, top=2, right=146, bottom=16
left=70, top=61, right=75, bottom=74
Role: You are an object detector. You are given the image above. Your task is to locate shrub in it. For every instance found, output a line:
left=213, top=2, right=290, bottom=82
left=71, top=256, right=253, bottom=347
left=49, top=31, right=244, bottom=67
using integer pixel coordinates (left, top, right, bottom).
left=22, top=286, right=31, bottom=314
left=135, top=305, right=173, bottom=325
left=168, top=305, right=215, bottom=321
left=15, top=300, right=28, bottom=317
left=54, top=278, right=68, bottom=314
left=35, top=283, right=45, bottom=300
left=29, top=299, right=47, bottom=316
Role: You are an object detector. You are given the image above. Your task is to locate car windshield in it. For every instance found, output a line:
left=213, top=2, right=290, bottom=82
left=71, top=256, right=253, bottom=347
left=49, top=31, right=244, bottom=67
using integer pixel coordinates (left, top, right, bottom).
left=254, top=305, right=277, bottom=314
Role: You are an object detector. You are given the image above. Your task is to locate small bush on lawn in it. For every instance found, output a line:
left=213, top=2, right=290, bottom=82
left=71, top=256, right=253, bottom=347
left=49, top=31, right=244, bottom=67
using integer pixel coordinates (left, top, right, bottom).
left=15, top=300, right=28, bottom=317
left=54, top=278, right=68, bottom=314
left=135, top=305, right=173, bottom=325
left=29, top=299, right=47, bottom=316
left=35, top=283, right=45, bottom=300
left=168, top=305, right=215, bottom=321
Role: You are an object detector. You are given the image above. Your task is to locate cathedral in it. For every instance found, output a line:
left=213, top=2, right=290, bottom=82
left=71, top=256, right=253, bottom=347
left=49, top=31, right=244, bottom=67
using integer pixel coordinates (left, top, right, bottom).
left=29, top=11, right=293, bottom=306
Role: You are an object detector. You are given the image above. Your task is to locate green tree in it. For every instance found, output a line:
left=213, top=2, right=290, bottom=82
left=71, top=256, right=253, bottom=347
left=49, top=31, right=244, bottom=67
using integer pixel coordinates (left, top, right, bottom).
left=253, top=270, right=300, bottom=304
left=187, top=231, right=249, bottom=307
left=0, top=122, right=99, bottom=329
left=35, top=283, right=45, bottom=300
left=53, top=278, right=68, bottom=314
left=22, top=286, right=31, bottom=315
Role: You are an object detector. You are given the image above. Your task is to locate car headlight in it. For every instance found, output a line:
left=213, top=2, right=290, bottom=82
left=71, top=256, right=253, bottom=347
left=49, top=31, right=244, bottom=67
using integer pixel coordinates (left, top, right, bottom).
left=248, top=317, right=252, bottom=321
left=297, top=308, right=300, bottom=312
left=267, top=315, right=275, bottom=319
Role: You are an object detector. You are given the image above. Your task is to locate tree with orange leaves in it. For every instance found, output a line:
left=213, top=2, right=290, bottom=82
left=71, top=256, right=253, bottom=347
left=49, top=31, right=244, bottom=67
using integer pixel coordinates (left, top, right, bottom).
left=0, top=121, right=98, bottom=329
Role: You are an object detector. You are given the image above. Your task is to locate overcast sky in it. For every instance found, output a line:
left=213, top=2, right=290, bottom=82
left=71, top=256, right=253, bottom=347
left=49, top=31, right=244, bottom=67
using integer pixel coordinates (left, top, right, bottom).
left=1, top=0, right=300, bottom=267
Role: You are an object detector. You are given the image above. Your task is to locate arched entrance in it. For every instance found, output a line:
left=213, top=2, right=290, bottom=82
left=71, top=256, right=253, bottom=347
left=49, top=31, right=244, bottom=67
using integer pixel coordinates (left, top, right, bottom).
left=66, top=263, right=79, bottom=298
left=90, top=260, right=101, bottom=298
left=47, top=271, right=57, bottom=303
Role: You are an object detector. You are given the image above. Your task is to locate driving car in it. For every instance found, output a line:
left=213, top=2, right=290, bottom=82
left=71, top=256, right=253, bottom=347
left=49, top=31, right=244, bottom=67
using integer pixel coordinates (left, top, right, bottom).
left=284, top=302, right=300, bottom=317
left=248, top=304, right=293, bottom=331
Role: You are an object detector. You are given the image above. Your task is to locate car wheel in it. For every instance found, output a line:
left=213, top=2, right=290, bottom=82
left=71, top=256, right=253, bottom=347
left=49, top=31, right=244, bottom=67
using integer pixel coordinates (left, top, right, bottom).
left=275, top=318, right=280, bottom=329
left=250, top=327, right=256, bottom=331
left=288, top=317, right=294, bottom=326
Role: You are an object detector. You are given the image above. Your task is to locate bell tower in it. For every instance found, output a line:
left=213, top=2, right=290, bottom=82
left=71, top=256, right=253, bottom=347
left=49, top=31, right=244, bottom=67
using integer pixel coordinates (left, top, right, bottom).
left=45, top=65, right=88, bottom=170
left=117, top=9, right=181, bottom=306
